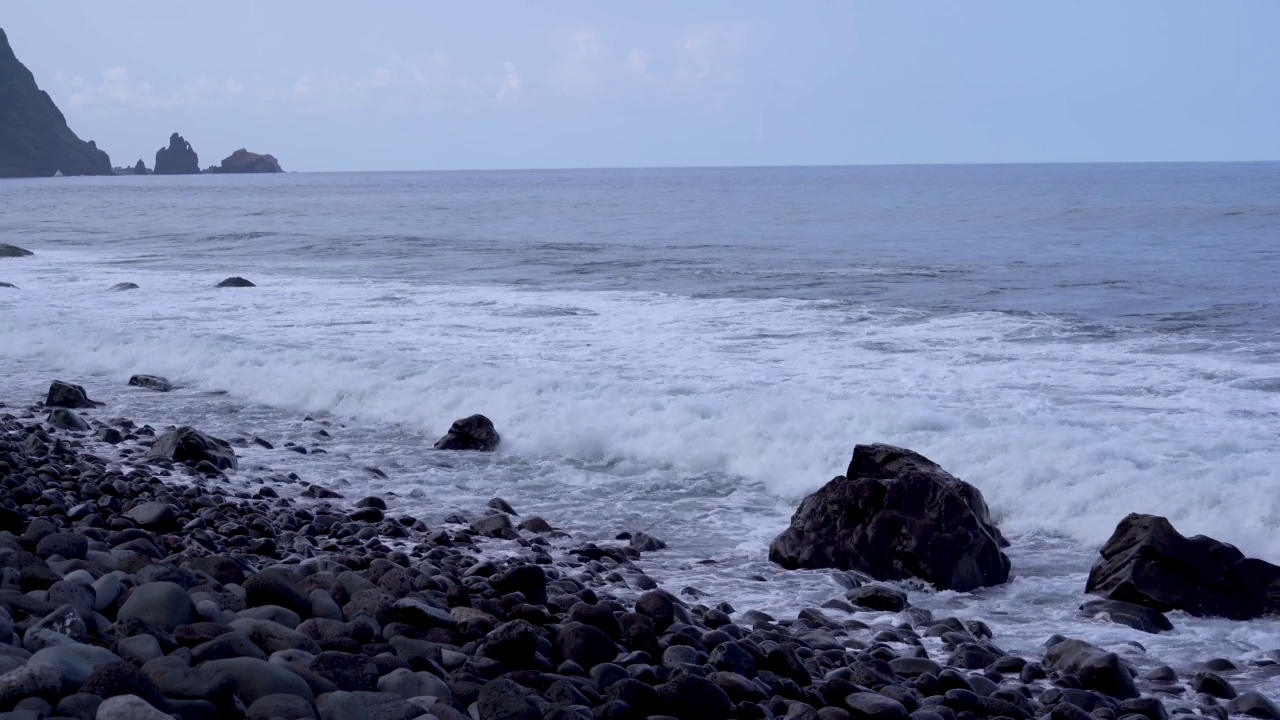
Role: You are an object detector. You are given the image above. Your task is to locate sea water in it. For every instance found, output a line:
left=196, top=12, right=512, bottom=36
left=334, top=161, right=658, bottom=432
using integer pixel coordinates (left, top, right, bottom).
left=2, top=164, right=1278, bottom=694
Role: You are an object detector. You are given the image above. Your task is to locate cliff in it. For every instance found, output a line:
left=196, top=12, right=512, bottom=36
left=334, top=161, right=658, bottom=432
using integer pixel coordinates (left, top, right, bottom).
left=0, top=28, right=113, bottom=178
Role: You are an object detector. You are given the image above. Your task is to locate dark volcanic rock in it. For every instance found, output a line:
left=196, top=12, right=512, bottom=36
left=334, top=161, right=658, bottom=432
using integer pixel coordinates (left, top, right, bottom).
left=147, top=426, right=237, bottom=470
left=154, top=132, right=199, bottom=175
left=1085, top=513, right=1280, bottom=620
left=1042, top=638, right=1138, bottom=700
left=47, top=407, right=90, bottom=431
left=0, top=28, right=113, bottom=177
left=433, top=414, right=500, bottom=451
left=768, top=443, right=1010, bottom=591
left=128, top=374, right=173, bottom=392
left=216, top=276, right=255, bottom=288
left=1079, top=598, right=1173, bottom=633
left=46, top=380, right=100, bottom=408
left=208, top=148, right=284, bottom=174
left=0, top=244, right=34, bottom=257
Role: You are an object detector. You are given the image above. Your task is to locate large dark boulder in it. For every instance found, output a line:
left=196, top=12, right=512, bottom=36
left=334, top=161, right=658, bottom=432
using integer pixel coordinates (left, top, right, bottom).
left=207, top=148, right=283, bottom=173
left=46, top=380, right=101, bottom=408
left=0, top=28, right=112, bottom=177
left=1085, top=513, right=1280, bottom=620
left=147, top=426, right=237, bottom=471
left=0, top=244, right=34, bottom=257
left=433, top=414, right=500, bottom=451
left=1042, top=638, right=1138, bottom=700
left=154, top=132, right=199, bottom=175
left=768, top=444, right=1010, bottom=591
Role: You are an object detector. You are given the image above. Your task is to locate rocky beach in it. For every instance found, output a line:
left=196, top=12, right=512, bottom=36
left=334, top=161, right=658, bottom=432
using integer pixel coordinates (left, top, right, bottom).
left=0, top=367, right=1276, bottom=720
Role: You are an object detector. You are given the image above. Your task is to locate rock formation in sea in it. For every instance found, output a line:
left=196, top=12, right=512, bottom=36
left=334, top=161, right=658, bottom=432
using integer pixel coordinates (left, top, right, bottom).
left=434, top=414, right=501, bottom=451
left=153, top=132, right=200, bottom=175
left=1086, top=512, right=1280, bottom=620
left=134, top=159, right=149, bottom=175
left=769, top=443, right=1011, bottom=591
left=0, top=28, right=113, bottom=178
left=207, top=148, right=284, bottom=174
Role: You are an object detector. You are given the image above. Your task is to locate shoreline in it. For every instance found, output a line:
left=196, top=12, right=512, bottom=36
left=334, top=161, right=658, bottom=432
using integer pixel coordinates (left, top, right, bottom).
left=0, top=376, right=1276, bottom=718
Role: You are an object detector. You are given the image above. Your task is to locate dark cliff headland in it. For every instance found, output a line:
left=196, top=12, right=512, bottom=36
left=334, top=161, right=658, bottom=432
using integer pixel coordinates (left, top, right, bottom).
left=1, top=27, right=283, bottom=179
left=0, top=28, right=112, bottom=178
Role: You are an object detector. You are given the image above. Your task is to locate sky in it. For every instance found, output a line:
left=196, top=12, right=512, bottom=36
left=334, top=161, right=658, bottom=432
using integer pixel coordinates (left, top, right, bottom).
left=5, top=1, right=1280, bottom=171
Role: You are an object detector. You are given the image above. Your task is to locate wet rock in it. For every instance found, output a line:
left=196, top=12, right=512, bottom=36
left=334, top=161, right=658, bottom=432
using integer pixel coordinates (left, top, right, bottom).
left=216, top=276, right=255, bottom=288
left=1042, top=638, right=1138, bottom=700
left=95, top=693, right=173, bottom=720
left=0, top=662, right=63, bottom=706
left=1079, top=599, right=1173, bottom=633
left=433, top=414, right=500, bottom=451
left=1192, top=670, right=1236, bottom=699
left=630, top=531, right=666, bottom=552
left=36, top=532, right=88, bottom=560
left=81, top=660, right=163, bottom=703
left=127, top=375, right=173, bottom=392
left=243, top=569, right=312, bottom=618
left=202, top=657, right=315, bottom=704
left=47, top=408, right=90, bottom=431
left=845, top=692, right=908, bottom=719
left=0, top=244, right=35, bottom=257
left=147, top=426, right=237, bottom=471
left=117, top=581, right=194, bottom=632
left=655, top=674, right=732, bottom=720
left=46, top=381, right=100, bottom=409
left=247, top=692, right=317, bottom=719
left=110, top=282, right=140, bottom=291
left=476, top=678, right=542, bottom=720
left=556, top=621, right=618, bottom=670
left=1229, top=692, right=1280, bottom=720
left=1086, top=513, right=1280, bottom=620
left=846, top=585, right=908, bottom=612
left=768, top=444, right=1010, bottom=591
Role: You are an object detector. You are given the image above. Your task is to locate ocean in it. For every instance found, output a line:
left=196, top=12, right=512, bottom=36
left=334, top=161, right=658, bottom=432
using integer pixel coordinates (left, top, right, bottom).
left=2, top=163, right=1278, bottom=692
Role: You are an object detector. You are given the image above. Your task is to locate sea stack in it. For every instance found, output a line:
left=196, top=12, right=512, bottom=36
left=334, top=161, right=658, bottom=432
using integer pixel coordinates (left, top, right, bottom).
left=208, top=148, right=284, bottom=174
left=0, top=27, right=113, bottom=177
left=154, top=132, right=200, bottom=175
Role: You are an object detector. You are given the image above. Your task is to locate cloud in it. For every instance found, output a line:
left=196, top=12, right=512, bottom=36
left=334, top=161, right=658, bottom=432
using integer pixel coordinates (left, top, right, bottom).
left=53, top=67, right=245, bottom=110
left=48, top=23, right=748, bottom=116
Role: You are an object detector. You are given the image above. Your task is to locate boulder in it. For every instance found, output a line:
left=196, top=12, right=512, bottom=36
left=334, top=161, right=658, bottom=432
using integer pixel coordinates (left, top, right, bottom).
left=201, top=657, right=315, bottom=705
left=1085, top=513, right=1280, bottom=620
left=128, top=375, right=173, bottom=392
left=154, top=132, right=199, bottom=175
left=47, top=408, right=90, bottom=431
left=117, top=581, right=194, bottom=632
left=46, top=380, right=100, bottom=409
left=768, top=444, right=1010, bottom=591
left=433, top=414, right=500, bottom=451
left=1042, top=638, right=1138, bottom=700
left=109, top=282, right=140, bottom=291
left=0, top=244, right=34, bottom=257
left=0, top=29, right=113, bottom=177
left=147, top=426, right=237, bottom=471
left=208, top=148, right=284, bottom=174
left=1079, top=599, right=1173, bottom=634
left=216, top=276, right=255, bottom=288
left=96, top=693, right=177, bottom=720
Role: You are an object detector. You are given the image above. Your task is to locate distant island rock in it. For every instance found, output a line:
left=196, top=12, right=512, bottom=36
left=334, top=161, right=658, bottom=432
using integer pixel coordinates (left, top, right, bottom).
left=0, top=28, right=113, bottom=178
left=134, top=159, right=149, bottom=175
left=207, top=148, right=284, bottom=174
left=154, top=132, right=200, bottom=175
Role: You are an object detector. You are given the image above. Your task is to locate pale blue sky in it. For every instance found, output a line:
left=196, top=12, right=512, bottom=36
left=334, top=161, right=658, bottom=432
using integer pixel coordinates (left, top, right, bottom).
left=6, top=1, right=1279, bottom=171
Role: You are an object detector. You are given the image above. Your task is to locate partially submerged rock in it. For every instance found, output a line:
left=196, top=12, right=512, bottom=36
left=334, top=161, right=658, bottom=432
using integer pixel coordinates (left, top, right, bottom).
left=768, top=443, right=1010, bottom=591
left=434, top=414, right=501, bottom=452
left=147, top=426, right=237, bottom=471
left=109, top=282, right=139, bottom=291
left=216, top=276, right=255, bottom=288
left=153, top=132, right=199, bottom=175
left=0, top=244, right=34, bottom=257
left=128, top=375, right=173, bottom=392
left=207, top=148, right=284, bottom=174
left=1079, top=598, right=1173, bottom=634
left=1043, top=637, right=1138, bottom=700
left=1086, top=513, right=1280, bottom=620
left=45, top=381, right=101, bottom=409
